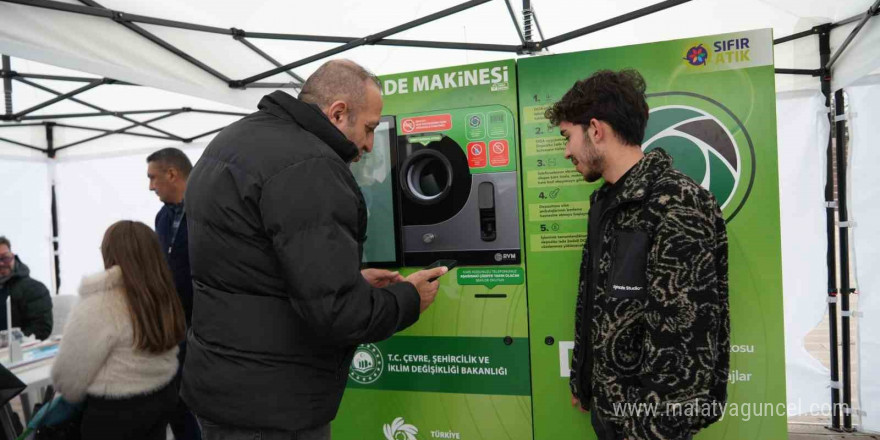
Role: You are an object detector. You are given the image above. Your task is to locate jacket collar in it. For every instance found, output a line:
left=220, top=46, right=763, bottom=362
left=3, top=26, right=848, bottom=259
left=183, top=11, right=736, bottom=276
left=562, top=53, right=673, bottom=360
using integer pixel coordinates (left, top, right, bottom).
left=79, top=265, right=124, bottom=298
left=599, top=148, right=673, bottom=206
left=9, top=255, right=30, bottom=281
left=257, top=91, right=359, bottom=163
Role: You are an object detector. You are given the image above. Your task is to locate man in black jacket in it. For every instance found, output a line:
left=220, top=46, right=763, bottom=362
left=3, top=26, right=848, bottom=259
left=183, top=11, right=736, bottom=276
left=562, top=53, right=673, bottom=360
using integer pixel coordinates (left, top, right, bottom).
left=547, top=70, right=730, bottom=440
left=0, top=236, right=52, bottom=340
left=182, top=60, right=446, bottom=439
left=147, top=147, right=201, bottom=440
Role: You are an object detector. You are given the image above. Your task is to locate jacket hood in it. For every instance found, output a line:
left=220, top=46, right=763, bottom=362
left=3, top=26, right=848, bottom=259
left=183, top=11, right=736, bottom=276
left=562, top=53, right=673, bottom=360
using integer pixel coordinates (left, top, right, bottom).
left=258, top=91, right=359, bottom=163
left=9, top=255, right=30, bottom=281
left=78, top=265, right=124, bottom=298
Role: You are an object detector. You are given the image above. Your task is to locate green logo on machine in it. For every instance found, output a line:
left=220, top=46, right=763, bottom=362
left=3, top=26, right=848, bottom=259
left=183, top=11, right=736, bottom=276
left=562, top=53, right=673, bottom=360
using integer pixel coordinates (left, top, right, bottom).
left=349, top=343, right=384, bottom=384
left=383, top=417, right=419, bottom=440
left=643, top=93, right=755, bottom=221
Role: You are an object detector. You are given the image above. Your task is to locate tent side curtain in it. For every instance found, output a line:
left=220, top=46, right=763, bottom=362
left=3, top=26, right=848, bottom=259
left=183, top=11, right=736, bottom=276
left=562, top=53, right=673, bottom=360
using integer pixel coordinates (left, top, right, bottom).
left=847, top=77, right=880, bottom=433
left=777, top=90, right=832, bottom=416
left=54, top=144, right=205, bottom=295
left=0, top=157, right=53, bottom=294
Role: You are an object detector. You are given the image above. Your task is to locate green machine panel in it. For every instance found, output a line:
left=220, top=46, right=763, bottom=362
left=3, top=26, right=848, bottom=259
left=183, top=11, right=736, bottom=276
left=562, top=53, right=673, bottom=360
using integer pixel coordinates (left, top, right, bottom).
left=339, top=28, right=784, bottom=440
left=337, top=59, right=533, bottom=440
left=518, top=29, right=786, bottom=439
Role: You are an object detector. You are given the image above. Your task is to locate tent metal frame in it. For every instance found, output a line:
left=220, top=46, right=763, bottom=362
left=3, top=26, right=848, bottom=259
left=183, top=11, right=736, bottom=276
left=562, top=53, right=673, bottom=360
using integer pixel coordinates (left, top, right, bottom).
left=0, top=55, right=250, bottom=153
left=773, top=0, right=880, bottom=433
left=0, top=0, right=697, bottom=154
left=0, top=0, right=694, bottom=88
left=1, top=0, right=878, bottom=433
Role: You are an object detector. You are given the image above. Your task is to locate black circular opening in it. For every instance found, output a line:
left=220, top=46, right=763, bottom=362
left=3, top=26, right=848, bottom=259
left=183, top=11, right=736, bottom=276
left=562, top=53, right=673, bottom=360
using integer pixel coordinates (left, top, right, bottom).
left=403, top=150, right=453, bottom=204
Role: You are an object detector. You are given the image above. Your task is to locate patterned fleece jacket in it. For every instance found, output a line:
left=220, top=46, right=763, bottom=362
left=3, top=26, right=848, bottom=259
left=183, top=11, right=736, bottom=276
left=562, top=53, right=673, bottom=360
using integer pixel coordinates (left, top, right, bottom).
left=570, top=148, right=730, bottom=440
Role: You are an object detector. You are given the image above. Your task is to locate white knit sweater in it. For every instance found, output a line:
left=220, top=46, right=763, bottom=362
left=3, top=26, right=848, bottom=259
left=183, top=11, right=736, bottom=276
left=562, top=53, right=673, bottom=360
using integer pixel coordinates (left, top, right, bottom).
left=51, top=266, right=179, bottom=403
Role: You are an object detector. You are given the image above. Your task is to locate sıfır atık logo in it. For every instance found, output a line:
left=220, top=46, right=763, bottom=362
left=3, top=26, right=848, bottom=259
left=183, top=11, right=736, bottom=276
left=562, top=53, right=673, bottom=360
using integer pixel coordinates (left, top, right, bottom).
left=384, top=417, right=419, bottom=440
left=683, top=44, right=709, bottom=66
left=643, top=94, right=756, bottom=222
left=348, top=343, right=384, bottom=384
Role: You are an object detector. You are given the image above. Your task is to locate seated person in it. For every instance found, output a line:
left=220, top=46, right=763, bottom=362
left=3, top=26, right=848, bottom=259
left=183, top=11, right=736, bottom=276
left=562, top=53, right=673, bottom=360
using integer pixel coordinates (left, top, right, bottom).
left=0, top=236, right=52, bottom=340
left=51, top=221, right=186, bottom=440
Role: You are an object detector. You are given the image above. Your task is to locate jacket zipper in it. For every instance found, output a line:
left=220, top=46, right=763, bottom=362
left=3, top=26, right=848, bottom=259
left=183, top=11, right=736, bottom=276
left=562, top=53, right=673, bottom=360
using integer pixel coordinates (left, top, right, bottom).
left=168, top=212, right=185, bottom=256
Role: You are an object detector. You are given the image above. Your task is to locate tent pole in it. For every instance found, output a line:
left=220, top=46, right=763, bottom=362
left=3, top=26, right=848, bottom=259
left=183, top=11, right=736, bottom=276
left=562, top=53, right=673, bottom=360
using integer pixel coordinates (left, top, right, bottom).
left=539, top=0, right=691, bottom=48
left=12, top=72, right=134, bottom=84
left=12, top=79, right=104, bottom=119
left=18, top=109, right=181, bottom=120
left=504, top=0, right=525, bottom=45
left=14, top=77, right=184, bottom=140
left=75, top=0, right=232, bottom=84
left=0, top=136, right=44, bottom=152
left=531, top=6, right=546, bottom=42
left=54, top=110, right=184, bottom=152
left=51, top=123, right=178, bottom=141
left=834, top=88, right=855, bottom=433
left=45, top=123, right=60, bottom=295
left=1, top=55, right=11, bottom=116
left=233, top=33, right=305, bottom=84
left=826, top=0, right=880, bottom=70
left=1, top=0, right=517, bottom=53
left=817, top=27, right=844, bottom=433
left=774, top=68, right=821, bottom=76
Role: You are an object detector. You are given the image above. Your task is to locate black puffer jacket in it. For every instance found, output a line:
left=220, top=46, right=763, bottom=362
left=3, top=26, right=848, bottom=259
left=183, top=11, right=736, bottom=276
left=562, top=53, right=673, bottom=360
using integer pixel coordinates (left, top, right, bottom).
left=181, top=91, right=420, bottom=431
left=0, top=256, right=53, bottom=340
left=570, top=149, right=729, bottom=440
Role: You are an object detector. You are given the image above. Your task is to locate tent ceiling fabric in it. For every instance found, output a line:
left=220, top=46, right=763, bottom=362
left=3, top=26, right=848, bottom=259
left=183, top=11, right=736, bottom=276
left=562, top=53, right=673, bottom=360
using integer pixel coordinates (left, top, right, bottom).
left=1, top=0, right=878, bottom=111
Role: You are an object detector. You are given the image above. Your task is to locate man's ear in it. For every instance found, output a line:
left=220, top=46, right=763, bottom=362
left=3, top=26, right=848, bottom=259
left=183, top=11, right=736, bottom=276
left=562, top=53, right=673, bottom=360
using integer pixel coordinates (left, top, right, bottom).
left=588, top=118, right=603, bottom=144
left=326, top=100, right=349, bottom=125
left=167, top=167, right=179, bottom=182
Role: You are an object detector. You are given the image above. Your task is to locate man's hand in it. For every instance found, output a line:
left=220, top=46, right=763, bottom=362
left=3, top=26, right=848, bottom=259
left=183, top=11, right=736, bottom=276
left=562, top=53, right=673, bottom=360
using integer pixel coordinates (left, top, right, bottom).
left=361, top=268, right=405, bottom=288
left=571, top=395, right=588, bottom=413
left=404, top=267, right=448, bottom=313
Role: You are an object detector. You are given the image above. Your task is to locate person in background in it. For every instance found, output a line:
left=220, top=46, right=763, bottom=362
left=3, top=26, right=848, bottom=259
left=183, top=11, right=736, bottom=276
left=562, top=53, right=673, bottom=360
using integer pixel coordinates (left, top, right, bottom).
left=182, top=59, right=446, bottom=440
left=547, top=70, right=729, bottom=440
left=0, top=236, right=52, bottom=340
left=51, top=220, right=186, bottom=440
left=147, top=147, right=200, bottom=440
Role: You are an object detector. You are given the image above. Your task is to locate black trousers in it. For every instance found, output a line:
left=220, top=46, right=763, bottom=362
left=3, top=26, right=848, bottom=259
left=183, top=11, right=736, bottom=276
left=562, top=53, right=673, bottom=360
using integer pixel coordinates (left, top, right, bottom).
left=169, top=340, right=202, bottom=440
left=81, top=381, right=177, bottom=440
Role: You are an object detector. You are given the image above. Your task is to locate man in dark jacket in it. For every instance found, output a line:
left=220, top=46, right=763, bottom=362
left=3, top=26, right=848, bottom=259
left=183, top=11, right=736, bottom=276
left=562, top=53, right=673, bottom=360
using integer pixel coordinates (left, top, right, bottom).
left=147, top=147, right=200, bottom=440
left=547, top=70, right=730, bottom=440
left=182, top=59, right=446, bottom=439
left=148, top=147, right=194, bottom=326
left=0, top=236, right=52, bottom=340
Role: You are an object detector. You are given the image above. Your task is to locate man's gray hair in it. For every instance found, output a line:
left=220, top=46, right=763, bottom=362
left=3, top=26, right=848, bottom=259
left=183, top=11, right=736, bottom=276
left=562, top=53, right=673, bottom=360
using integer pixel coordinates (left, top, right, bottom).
left=298, top=59, right=381, bottom=111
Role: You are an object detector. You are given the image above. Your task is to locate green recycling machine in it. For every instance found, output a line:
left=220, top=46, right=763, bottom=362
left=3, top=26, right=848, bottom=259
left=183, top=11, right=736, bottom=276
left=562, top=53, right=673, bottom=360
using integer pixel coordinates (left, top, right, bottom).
left=336, top=28, right=786, bottom=439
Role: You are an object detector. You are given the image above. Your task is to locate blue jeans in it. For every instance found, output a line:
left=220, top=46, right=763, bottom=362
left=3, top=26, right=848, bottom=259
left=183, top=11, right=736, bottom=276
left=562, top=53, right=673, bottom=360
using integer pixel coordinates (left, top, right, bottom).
left=197, top=417, right=331, bottom=440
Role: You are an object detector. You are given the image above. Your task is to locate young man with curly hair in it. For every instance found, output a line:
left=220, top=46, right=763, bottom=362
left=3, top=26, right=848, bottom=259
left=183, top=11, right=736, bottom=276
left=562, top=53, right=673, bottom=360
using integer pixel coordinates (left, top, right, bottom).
left=546, top=70, right=730, bottom=440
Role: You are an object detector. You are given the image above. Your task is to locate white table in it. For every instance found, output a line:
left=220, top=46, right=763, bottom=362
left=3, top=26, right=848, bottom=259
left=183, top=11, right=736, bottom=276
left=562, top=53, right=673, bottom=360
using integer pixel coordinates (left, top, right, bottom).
left=1, top=339, right=59, bottom=423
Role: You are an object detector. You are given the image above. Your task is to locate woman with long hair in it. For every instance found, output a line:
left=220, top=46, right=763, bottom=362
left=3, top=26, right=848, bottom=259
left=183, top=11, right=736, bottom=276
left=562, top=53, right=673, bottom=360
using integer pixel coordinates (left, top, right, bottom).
left=51, top=220, right=186, bottom=439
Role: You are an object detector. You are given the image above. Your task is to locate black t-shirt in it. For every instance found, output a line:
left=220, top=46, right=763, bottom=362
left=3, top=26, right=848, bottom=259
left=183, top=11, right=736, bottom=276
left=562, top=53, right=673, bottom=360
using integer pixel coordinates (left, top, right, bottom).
left=587, top=172, right=629, bottom=279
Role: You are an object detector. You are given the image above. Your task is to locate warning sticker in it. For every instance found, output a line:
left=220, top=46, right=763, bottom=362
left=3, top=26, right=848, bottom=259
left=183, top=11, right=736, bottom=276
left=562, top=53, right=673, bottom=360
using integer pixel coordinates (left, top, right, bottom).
left=400, top=114, right=452, bottom=134
left=489, top=140, right=509, bottom=166
left=468, top=142, right=487, bottom=168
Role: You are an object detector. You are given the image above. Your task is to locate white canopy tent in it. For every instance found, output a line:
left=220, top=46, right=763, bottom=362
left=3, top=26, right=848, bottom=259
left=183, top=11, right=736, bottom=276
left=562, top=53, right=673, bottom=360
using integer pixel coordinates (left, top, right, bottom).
left=1, top=0, right=878, bottom=433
